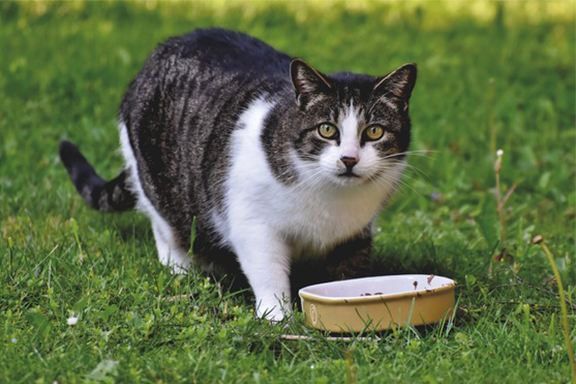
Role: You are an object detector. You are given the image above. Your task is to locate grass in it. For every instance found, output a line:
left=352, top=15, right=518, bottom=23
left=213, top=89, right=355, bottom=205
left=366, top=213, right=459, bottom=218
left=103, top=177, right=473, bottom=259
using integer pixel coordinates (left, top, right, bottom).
left=0, top=1, right=575, bottom=383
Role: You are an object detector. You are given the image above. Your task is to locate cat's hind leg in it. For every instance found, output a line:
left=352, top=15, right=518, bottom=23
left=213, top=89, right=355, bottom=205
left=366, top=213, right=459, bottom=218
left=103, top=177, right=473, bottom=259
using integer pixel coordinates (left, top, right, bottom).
left=152, top=223, right=192, bottom=275
left=118, top=122, right=192, bottom=274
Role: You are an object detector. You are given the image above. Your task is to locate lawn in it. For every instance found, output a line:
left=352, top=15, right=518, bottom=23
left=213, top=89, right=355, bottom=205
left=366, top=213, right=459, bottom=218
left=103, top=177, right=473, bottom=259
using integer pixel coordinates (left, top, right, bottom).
left=0, top=1, right=575, bottom=383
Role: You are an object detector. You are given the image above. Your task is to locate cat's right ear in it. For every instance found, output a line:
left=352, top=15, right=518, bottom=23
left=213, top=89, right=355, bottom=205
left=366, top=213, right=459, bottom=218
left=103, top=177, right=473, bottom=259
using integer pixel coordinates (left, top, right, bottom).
left=290, top=59, right=332, bottom=107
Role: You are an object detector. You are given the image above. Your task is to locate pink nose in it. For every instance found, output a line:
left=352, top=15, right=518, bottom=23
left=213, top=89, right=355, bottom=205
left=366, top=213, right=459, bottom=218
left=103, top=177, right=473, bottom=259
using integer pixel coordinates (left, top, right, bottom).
left=341, top=156, right=358, bottom=169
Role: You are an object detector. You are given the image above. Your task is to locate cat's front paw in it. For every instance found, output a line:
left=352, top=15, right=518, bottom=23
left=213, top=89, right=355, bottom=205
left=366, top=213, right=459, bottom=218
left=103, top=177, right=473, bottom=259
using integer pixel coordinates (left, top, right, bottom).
left=256, top=297, right=291, bottom=322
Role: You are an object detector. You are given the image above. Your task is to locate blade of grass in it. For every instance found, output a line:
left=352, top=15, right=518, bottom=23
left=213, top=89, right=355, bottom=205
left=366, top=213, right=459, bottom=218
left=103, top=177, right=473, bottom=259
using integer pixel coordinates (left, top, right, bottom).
left=533, top=236, right=575, bottom=384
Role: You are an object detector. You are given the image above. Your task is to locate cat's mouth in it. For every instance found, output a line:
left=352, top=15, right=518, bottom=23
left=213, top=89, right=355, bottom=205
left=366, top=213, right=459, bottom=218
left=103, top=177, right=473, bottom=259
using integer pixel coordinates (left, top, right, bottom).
left=338, top=170, right=361, bottom=178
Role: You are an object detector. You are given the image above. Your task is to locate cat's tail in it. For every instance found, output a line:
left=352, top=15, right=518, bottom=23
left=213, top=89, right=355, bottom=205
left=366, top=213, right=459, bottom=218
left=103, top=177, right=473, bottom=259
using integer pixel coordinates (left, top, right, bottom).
left=59, top=140, right=137, bottom=212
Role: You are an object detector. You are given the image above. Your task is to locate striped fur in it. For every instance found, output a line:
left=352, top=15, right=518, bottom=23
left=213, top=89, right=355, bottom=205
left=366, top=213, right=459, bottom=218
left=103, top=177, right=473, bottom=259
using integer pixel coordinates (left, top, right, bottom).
left=59, top=140, right=136, bottom=212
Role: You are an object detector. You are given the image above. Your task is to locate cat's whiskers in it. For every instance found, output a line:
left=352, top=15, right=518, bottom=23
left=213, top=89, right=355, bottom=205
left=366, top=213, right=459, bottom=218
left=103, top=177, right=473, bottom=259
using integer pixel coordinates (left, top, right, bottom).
left=273, top=167, right=300, bottom=184
left=301, top=170, right=338, bottom=192
left=292, top=166, right=331, bottom=192
left=368, top=171, right=407, bottom=198
left=376, top=166, right=423, bottom=198
left=366, top=162, right=415, bottom=198
left=387, top=161, right=428, bottom=180
left=381, top=150, right=437, bottom=161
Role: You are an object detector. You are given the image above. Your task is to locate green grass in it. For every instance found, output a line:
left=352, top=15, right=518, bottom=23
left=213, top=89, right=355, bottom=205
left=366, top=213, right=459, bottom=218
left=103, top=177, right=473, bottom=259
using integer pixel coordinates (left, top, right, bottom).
left=1, top=1, right=575, bottom=383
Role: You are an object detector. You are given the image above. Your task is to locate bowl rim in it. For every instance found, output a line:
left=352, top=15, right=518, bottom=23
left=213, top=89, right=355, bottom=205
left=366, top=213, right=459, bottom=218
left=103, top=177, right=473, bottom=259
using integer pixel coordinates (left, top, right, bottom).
left=298, top=274, right=457, bottom=305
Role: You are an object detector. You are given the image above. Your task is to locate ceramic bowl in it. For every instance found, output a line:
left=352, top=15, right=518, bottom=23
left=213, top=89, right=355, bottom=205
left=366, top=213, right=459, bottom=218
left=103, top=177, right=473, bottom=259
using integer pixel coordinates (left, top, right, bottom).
left=298, top=274, right=456, bottom=332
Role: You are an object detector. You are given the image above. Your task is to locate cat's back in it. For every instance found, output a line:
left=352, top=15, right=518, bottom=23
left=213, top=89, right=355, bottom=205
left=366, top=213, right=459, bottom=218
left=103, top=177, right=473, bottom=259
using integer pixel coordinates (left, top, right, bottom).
left=119, top=28, right=292, bottom=244
left=161, top=28, right=291, bottom=76
left=121, top=28, right=291, bottom=133
left=127, top=28, right=291, bottom=92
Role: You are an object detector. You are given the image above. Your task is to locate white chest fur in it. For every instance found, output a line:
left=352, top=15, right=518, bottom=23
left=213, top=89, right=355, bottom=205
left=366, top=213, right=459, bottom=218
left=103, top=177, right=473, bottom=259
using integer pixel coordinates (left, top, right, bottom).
left=219, top=98, right=398, bottom=259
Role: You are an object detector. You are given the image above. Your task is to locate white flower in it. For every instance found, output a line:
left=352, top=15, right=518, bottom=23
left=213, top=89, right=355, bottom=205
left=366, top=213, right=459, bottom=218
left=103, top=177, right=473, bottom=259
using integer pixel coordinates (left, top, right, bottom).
left=67, top=317, right=79, bottom=326
left=496, top=149, right=504, bottom=157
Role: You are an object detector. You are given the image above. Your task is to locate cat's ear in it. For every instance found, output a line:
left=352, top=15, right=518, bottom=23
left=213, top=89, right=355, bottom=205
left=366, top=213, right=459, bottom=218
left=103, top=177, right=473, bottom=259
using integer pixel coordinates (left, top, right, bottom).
left=290, top=59, right=332, bottom=106
left=372, top=63, right=417, bottom=111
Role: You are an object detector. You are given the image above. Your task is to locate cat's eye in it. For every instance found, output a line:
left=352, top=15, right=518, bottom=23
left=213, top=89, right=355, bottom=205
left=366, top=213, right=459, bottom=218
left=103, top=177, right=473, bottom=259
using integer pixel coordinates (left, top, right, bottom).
left=364, top=124, right=385, bottom=141
left=317, top=123, right=339, bottom=140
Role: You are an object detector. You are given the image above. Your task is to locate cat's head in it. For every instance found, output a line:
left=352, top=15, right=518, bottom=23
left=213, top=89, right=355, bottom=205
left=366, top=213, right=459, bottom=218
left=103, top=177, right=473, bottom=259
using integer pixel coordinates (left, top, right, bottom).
left=289, top=59, right=416, bottom=189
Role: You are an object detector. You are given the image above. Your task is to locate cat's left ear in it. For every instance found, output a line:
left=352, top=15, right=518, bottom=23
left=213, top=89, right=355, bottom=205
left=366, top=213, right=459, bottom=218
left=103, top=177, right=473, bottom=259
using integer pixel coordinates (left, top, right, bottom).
left=290, top=59, right=332, bottom=107
left=372, top=63, right=417, bottom=112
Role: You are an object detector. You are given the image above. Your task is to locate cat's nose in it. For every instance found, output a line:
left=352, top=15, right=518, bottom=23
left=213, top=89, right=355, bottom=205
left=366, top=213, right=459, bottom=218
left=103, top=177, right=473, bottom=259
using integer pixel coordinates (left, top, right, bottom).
left=340, top=156, right=358, bottom=170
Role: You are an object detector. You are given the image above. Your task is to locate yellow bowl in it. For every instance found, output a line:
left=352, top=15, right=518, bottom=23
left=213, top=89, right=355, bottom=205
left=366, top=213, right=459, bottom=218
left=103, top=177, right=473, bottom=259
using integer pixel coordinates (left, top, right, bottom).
left=298, top=274, right=456, bottom=332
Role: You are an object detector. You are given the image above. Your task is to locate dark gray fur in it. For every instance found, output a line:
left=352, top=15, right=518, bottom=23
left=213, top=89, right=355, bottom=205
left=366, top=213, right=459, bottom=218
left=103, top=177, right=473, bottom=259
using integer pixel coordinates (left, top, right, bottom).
left=59, top=140, right=136, bottom=212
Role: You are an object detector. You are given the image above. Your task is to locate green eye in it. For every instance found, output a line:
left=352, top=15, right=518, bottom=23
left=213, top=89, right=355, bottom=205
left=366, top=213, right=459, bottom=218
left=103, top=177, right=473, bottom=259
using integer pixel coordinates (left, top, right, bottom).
left=317, top=123, right=338, bottom=139
left=364, top=124, right=385, bottom=141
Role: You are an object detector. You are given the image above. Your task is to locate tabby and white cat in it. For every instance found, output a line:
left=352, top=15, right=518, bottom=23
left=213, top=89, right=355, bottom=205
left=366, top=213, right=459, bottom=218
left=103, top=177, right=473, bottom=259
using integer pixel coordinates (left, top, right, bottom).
left=60, top=28, right=417, bottom=321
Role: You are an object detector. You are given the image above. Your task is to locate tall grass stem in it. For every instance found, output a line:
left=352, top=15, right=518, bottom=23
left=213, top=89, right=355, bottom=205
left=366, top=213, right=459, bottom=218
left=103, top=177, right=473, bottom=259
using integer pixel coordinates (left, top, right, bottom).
left=495, top=150, right=506, bottom=248
left=534, top=237, right=575, bottom=384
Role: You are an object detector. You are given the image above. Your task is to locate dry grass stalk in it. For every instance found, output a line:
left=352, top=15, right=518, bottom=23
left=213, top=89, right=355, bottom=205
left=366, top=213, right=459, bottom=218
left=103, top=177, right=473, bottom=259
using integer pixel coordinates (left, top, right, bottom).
left=532, top=235, right=575, bottom=384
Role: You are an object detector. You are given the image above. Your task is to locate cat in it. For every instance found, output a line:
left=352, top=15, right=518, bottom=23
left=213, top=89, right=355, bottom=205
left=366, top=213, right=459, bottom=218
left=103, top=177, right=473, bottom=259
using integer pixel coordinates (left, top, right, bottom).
left=60, top=28, right=417, bottom=321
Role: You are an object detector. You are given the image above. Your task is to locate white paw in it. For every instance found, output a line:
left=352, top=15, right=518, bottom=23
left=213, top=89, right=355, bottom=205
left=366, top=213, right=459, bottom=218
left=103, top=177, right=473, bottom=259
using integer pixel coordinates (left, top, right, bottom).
left=168, top=263, right=190, bottom=275
left=256, top=296, right=291, bottom=322
left=163, top=253, right=192, bottom=275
